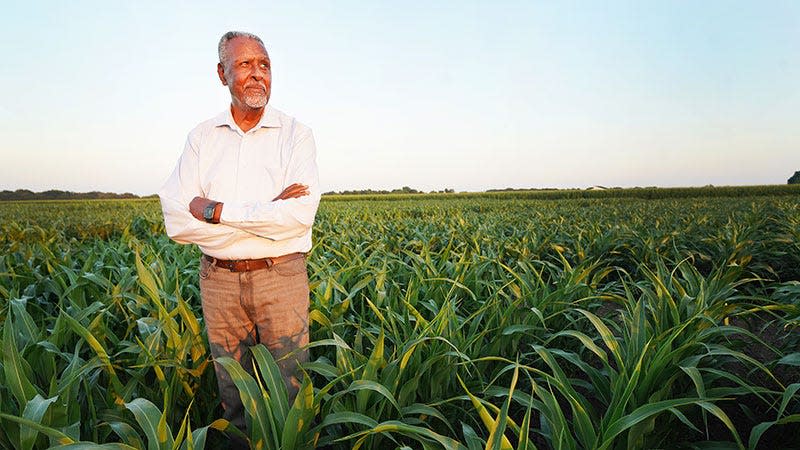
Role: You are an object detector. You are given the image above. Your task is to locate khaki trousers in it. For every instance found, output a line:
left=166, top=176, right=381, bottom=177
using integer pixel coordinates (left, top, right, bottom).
left=199, top=255, right=310, bottom=431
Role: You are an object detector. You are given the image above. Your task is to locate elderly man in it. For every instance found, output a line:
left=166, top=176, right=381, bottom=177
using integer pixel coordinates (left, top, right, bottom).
left=158, top=30, right=320, bottom=438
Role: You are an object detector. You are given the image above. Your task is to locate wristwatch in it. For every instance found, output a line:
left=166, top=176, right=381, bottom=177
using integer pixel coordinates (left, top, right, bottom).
left=203, top=202, right=220, bottom=223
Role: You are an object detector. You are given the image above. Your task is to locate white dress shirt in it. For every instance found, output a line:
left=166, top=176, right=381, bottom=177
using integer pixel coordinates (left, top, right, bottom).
left=159, top=106, right=320, bottom=259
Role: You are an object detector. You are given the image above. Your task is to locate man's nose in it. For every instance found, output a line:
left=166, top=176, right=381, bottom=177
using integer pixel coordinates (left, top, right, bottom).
left=251, top=66, right=268, bottom=79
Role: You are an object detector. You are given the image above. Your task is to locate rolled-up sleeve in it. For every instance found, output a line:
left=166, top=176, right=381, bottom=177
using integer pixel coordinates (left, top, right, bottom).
left=159, top=134, right=248, bottom=251
left=219, top=130, right=321, bottom=241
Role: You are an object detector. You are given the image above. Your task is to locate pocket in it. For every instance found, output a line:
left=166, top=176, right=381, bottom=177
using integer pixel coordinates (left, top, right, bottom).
left=273, top=257, right=307, bottom=277
left=199, top=257, right=212, bottom=280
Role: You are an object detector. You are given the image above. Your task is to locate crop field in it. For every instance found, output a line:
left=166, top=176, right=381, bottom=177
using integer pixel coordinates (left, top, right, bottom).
left=1, top=188, right=799, bottom=449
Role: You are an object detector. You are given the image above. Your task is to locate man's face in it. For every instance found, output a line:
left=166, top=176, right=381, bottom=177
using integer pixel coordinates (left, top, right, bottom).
left=217, top=37, right=271, bottom=110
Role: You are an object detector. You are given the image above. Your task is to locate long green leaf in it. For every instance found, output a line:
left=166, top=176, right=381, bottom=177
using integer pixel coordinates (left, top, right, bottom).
left=0, top=413, right=74, bottom=446
left=282, top=373, right=316, bottom=450
left=134, top=249, right=161, bottom=304
left=3, top=316, right=38, bottom=407
left=576, top=309, right=624, bottom=372
left=106, top=421, right=145, bottom=449
left=749, top=414, right=800, bottom=450
left=485, top=364, right=516, bottom=450
left=51, top=444, right=139, bottom=449
left=251, top=344, right=289, bottom=425
left=600, top=398, right=720, bottom=449
left=124, top=398, right=173, bottom=450
left=346, top=379, right=400, bottom=413
left=60, top=311, right=121, bottom=393
left=318, top=411, right=379, bottom=429
left=696, top=401, right=743, bottom=448
left=348, top=420, right=468, bottom=450
left=182, top=419, right=231, bottom=450
left=457, top=375, right=513, bottom=450
left=357, top=329, right=385, bottom=412
left=10, top=297, right=40, bottom=346
left=216, top=356, right=270, bottom=450
left=20, top=394, right=58, bottom=450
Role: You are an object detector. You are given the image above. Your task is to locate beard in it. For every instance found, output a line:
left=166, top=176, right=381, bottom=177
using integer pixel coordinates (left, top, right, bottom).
left=243, top=90, right=268, bottom=109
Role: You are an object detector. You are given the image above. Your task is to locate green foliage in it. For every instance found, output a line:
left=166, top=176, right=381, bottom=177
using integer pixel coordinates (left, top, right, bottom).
left=0, top=192, right=799, bottom=448
left=217, top=345, right=318, bottom=450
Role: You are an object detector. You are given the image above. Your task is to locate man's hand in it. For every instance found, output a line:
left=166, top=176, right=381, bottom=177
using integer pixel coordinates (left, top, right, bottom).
left=273, top=183, right=309, bottom=201
left=190, top=196, right=216, bottom=221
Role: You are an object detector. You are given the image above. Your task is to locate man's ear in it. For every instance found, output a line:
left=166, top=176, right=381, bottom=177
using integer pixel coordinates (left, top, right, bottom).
left=217, top=63, right=228, bottom=86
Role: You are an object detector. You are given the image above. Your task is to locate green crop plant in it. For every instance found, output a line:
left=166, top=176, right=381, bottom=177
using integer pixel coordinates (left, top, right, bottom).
left=1, top=190, right=798, bottom=448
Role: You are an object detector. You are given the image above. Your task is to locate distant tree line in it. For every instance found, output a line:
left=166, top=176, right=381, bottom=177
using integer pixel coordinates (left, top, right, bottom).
left=323, top=184, right=800, bottom=202
left=487, top=187, right=556, bottom=192
left=0, top=189, right=149, bottom=201
left=487, top=186, right=632, bottom=192
left=6, top=175, right=799, bottom=201
left=324, top=186, right=456, bottom=195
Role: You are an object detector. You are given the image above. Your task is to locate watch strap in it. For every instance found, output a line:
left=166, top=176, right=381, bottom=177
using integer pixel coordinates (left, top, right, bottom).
left=212, top=202, right=223, bottom=224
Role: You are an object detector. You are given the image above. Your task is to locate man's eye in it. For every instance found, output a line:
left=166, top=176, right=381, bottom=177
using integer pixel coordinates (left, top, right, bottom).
left=260, top=63, right=270, bottom=70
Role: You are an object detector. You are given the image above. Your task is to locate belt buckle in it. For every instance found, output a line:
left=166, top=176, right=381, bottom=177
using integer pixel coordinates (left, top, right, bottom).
left=225, top=259, right=240, bottom=272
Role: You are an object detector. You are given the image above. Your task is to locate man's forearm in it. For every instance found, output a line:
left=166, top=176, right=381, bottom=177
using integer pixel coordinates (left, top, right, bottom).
left=190, top=197, right=224, bottom=224
left=219, top=194, right=319, bottom=241
left=160, top=194, right=248, bottom=250
left=192, top=184, right=307, bottom=225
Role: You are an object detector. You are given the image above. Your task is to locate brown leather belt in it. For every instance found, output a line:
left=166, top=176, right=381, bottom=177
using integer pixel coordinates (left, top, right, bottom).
left=203, top=252, right=305, bottom=272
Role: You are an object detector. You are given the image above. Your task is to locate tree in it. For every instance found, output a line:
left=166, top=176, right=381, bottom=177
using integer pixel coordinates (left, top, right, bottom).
left=789, top=171, right=800, bottom=185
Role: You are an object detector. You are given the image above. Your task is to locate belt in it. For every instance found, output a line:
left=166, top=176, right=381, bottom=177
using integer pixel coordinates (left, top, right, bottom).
left=203, top=252, right=305, bottom=272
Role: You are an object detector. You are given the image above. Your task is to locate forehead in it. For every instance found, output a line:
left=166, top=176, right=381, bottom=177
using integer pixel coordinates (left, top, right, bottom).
left=226, top=37, right=269, bottom=61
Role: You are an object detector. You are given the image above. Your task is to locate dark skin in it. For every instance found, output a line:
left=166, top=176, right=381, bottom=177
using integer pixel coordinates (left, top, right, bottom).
left=190, top=36, right=309, bottom=222
left=217, top=36, right=271, bottom=133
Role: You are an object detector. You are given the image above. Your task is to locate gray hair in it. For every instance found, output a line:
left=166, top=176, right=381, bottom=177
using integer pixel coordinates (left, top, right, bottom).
left=218, top=31, right=265, bottom=66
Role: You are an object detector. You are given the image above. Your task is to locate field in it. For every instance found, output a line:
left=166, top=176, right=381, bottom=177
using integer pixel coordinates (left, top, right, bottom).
left=1, top=187, right=799, bottom=449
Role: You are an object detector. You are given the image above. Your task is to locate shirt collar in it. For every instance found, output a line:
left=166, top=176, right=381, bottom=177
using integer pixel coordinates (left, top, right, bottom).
left=213, top=105, right=282, bottom=131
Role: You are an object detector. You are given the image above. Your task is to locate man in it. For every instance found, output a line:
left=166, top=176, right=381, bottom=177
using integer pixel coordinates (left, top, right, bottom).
left=158, top=31, right=320, bottom=437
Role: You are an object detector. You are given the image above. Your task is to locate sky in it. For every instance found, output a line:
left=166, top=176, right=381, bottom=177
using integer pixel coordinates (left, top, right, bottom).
left=1, top=1, right=798, bottom=195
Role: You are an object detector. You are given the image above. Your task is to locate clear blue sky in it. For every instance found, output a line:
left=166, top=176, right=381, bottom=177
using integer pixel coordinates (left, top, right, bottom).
left=1, top=1, right=798, bottom=194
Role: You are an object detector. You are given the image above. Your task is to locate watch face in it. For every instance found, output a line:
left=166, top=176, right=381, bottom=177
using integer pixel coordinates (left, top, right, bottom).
left=204, top=205, right=215, bottom=220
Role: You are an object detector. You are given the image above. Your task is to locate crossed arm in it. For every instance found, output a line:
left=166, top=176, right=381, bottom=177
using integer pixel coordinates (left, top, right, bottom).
left=188, top=183, right=310, bottom=222
left=160, top=127, right=320, bottom=247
